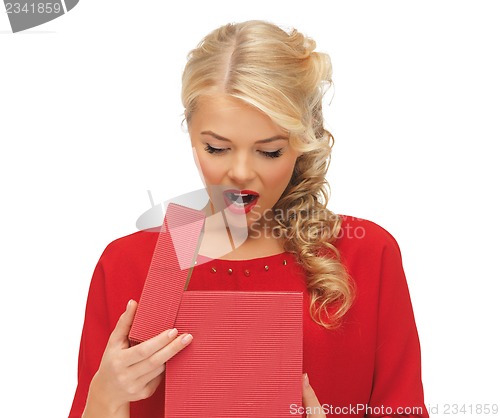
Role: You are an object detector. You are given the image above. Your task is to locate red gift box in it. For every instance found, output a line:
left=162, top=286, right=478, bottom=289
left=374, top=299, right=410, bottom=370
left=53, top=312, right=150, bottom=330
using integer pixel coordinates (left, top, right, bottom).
left=129, top=203, right=303, bottom=417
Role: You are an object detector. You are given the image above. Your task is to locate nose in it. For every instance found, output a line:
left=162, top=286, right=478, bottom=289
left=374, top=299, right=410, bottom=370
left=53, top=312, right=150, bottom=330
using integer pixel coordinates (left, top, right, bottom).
left=227, top=152, right=257, bottom=185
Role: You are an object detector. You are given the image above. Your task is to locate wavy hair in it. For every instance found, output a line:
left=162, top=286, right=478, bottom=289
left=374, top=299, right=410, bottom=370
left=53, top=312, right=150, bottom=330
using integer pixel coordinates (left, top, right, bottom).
left=181, top=20, right=355, bottom=328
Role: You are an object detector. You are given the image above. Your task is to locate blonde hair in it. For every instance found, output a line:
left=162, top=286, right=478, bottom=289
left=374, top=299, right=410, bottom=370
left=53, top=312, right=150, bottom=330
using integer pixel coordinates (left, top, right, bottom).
left=182, top=20, right=355, bottom=328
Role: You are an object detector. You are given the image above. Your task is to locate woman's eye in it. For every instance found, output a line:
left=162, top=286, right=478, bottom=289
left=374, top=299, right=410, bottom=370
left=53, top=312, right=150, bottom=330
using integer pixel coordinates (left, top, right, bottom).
left=204, top=144, right=283, bottom=159
left=259, top=149, right=283, bottom=159
left=204, top=144, right=227, bottom=155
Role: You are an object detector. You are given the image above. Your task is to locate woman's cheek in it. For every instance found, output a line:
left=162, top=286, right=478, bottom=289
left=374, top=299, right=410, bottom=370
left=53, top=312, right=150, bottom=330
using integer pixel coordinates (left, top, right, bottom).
left=198, top=157, right=223, bottom=184
left=269, top=163, right=294, bottom=189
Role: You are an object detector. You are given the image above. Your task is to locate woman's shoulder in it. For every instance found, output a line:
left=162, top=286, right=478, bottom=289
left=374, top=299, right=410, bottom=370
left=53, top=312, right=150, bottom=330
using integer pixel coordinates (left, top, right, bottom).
left=334, top=214, right=402, bottom=258
left=98, top=227, right=160, bottom=265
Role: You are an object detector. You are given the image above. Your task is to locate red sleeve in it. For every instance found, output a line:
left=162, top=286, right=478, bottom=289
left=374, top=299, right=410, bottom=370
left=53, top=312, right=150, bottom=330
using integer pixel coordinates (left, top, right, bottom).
left=367, top=230, right=429, bottom=418
left=68, top=255, right=113, bottom=418
left=68, top=230, right=160, bottom=418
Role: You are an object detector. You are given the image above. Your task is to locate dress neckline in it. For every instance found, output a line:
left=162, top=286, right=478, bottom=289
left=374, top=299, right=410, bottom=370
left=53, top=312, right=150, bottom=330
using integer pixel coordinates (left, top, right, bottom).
left=193, top=251, right=295, bottom=278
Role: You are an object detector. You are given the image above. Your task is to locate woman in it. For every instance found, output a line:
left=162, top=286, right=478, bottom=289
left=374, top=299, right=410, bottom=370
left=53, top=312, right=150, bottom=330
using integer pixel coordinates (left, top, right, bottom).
left=69, top=20, right=429, bottom=418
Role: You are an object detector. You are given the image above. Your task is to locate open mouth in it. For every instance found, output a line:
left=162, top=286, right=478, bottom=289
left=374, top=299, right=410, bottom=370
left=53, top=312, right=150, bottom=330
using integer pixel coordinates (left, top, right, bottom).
left=223, top=189, right=260, bottom=213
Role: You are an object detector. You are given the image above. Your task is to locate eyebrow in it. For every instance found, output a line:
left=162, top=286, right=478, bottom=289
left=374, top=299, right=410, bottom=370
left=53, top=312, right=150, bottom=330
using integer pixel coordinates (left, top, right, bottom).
left=200, top=130, right=289, bottom=144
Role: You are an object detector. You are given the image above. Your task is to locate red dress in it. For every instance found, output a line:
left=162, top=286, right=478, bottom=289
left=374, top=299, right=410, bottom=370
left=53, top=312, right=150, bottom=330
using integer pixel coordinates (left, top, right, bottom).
left=68, top=215, right=429, bottom=417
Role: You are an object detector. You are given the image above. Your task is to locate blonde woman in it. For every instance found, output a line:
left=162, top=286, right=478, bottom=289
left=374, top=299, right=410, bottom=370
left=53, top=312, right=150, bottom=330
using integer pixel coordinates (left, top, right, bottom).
left=69, top=20, right=429, bottom=418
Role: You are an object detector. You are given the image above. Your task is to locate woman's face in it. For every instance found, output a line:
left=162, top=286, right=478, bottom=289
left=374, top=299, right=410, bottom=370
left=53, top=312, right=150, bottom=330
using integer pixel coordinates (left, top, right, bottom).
left=188, top=95, right=301, bottom=233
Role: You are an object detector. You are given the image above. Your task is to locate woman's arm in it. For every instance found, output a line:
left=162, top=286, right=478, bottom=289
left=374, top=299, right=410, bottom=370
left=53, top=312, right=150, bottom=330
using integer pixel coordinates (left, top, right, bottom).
left=367, top=233, right=429, bottom=418
left=81, top=300, right=192, bottom=418
left=68, top=232, right=192, bottom=418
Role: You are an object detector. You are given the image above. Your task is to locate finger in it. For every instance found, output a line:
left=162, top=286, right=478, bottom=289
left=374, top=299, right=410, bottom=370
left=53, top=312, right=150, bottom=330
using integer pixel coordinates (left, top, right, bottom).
left=108, top=300, right=138, bottom=348
left=139, top=374, right=164, bottom=400
left=129, top=333, right=193, bottom=376
left=147, top=332, right=193, bottom=364
left=127, top=327, right=181, bottom=365
left=133, top=362, right=166, bottom=395
left=124, top=368, right=166, bottom=403
left=138, top=363, right=166, bottom=387
left=302, top=373, right=325, bottom=418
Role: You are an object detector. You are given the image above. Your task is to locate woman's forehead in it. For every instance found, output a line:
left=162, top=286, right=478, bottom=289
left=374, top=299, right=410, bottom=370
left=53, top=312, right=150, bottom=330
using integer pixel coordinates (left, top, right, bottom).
left=189, top=95, right=287, bottom=139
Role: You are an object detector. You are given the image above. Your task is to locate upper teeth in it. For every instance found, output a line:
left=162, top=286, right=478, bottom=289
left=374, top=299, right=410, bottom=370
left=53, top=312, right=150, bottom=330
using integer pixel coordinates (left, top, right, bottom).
left=228, top=192, right=255, bottom=206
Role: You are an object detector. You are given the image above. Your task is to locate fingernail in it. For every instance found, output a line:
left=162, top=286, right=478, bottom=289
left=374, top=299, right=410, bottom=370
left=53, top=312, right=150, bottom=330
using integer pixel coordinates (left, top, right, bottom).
left=127, top=299, right=133, bottom=309
left=167, top=328, right=178, bottom=338
left=303, top=373, right=310, bottom=388
left=181, top=334, right=193, bottom=345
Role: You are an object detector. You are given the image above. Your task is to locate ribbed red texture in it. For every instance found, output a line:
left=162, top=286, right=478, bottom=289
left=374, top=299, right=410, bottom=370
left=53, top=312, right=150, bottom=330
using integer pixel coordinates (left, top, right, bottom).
left=166, top=291, right=303, bottom=417
left=129, top=203, right=205, bottom=344
left=129, top=203, right=303, bottom=417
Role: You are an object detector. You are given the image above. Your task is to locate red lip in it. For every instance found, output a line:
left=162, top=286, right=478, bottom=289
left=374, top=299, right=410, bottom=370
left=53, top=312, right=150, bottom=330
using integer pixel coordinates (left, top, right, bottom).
left=223, top=189, right=260, bottom=214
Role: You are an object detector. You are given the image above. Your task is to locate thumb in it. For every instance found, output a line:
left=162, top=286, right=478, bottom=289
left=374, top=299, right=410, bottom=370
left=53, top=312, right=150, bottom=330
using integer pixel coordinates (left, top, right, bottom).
left=108, top=299, right=138, bottom=348
left=302, top=373, right=326, bottom=418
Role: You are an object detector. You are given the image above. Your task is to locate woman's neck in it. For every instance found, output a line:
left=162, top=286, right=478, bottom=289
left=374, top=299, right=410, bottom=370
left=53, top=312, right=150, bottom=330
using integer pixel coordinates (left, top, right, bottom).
left=196, top=217, right=284, bottom=261
left=196, top=202, right=284, bottom=260
left=216, top=234, right=285, bottom=260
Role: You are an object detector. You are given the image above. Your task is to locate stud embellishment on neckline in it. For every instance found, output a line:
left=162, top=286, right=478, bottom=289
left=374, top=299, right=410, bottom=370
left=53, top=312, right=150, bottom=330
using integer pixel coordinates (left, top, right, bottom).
left=208, top=257, right=290, bottom=276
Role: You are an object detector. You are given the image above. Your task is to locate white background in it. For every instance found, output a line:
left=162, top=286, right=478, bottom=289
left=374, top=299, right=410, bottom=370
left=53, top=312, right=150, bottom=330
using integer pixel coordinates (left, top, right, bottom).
left=1, top=1, right=499, bottom=416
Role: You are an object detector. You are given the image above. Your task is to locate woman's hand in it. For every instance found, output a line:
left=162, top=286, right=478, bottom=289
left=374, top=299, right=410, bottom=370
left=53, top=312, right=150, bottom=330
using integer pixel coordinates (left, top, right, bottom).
left=82, top=300, right=193, bottom=418
left=302, top=373, right=327, bottom=418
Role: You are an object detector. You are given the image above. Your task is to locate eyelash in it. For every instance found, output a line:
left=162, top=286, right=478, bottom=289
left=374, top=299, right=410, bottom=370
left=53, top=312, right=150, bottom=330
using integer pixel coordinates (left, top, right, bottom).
left=203, top=144, right=283, bottom=159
